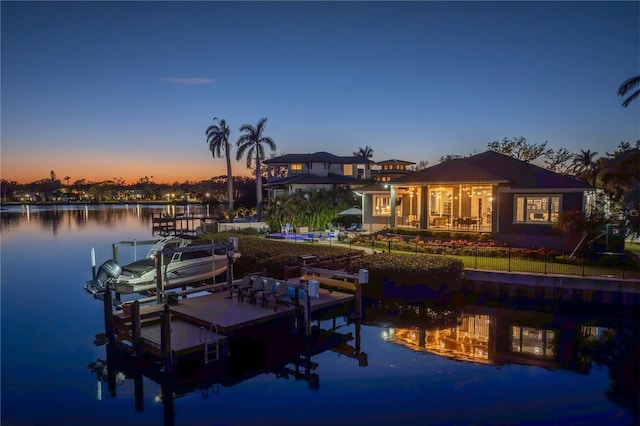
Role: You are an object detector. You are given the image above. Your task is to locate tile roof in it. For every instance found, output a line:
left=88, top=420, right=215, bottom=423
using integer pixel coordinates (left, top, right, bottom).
left=392, top=151, right=592, bottom=190
left=264, top=151, right=371, bottom=164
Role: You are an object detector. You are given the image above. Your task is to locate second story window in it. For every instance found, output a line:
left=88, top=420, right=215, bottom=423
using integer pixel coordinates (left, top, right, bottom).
left=343, top=164, right=353, bottom=176
left=291, top=163, right=303, bottom=173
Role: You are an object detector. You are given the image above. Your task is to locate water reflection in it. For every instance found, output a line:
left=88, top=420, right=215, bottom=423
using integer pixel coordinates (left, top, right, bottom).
left=0, top=203, right=206, bottom=236
left=91, top=312, right=366, bottom=426
left=366, top=300, right=639, bottom=417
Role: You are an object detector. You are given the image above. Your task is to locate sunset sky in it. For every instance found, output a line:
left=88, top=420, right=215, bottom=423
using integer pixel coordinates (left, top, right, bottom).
left=1, top=1, right=638, bottom=184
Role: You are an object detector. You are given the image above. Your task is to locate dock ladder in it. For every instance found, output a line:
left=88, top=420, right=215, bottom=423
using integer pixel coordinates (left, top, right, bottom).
left=199, top=324, right=220, bottom=364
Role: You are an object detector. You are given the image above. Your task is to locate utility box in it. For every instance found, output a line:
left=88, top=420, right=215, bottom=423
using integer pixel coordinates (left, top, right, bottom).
left=307, top=279, right=320, bottom=298
left=605, top=224, right=625, bottom=253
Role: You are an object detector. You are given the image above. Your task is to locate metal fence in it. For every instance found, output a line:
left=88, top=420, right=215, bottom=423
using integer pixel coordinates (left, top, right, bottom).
left=355, top=238, right=639, bottom=280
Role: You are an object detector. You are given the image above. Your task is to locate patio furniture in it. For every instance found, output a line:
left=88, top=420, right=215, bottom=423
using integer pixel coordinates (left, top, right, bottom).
left=255, top=278, right=277, bottom=307
left=269, top=281, right=291, bottom=311
left=234, top=274, right=254, bottom=301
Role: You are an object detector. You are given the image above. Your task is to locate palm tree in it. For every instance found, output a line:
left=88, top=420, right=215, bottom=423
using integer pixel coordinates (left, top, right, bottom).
left=206, top=117, right=234, bottom=211
left=618, top=75, right=640, bottom=108
left=570, top=149, right=599, bottom=185
left=236, top=117, right=276, bottom=221
left=353, top=146, right=374, bottom=159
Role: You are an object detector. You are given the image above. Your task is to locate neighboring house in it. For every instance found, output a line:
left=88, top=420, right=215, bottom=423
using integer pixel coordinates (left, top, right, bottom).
left=263, top=151, right=373, bottom=198
left=359, top=151, right=594, bottom=250
left=372, top=159, right=415, bottom=182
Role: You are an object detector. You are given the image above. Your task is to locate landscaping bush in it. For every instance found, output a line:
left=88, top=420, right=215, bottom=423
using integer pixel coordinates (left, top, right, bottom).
left=202, top=232, right=364, bottom=278
left=348, top=253, right=464, bottom=299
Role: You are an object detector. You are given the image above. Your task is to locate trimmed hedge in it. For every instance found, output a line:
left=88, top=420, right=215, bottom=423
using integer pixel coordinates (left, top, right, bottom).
left=199, top=233, right=364, bottom=278
left=348, top=253, right=465, bottom=299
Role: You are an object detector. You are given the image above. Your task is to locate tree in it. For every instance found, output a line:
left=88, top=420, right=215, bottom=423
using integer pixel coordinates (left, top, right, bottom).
left=354, top=146, right=374, bottom=159
left=570, top=149, right=599, bottom=185
left=236, top=117, right=276, bottom=221
left=487, top=137, right=550, bottom=163
left=543, top=148, right=574, bottom=174
left=206, top=117, right=234, bottom=212
left=407, top=160, right=429, bottom=171
left=618, top=75, right=640, bottom=108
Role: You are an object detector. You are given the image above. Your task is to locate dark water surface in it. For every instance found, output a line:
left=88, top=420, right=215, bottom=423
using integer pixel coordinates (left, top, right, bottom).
left=1, top=204, right=638, bottom=426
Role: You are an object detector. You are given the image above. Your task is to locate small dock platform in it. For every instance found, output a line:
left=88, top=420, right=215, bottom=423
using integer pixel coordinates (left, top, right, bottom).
left=106, top=278, right=355, bottom=367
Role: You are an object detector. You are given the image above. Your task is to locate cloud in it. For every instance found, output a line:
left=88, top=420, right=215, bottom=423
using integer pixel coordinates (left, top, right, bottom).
left=164, top=77, right=215, bottom=85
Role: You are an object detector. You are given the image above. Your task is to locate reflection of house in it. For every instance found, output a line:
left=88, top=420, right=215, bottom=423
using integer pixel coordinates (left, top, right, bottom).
left=371, top=159, right=415, bottom=182
left=263, top=152, right=373, bottom=199
left=381, top=306, right=611, bottom=372
left=360, top=151, right=593, bottom=250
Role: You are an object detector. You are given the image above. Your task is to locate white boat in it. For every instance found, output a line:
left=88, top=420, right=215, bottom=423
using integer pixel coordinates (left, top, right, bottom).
left=84, top=236, right=239, bottom=295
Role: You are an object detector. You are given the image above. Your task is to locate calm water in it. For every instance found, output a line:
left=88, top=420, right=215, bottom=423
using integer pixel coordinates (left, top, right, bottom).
left=1, top=204, right=638, bottom=426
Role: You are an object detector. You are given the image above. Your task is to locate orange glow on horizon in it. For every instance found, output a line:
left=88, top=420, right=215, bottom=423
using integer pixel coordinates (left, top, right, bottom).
left=1, top=156, right=253, bottom=184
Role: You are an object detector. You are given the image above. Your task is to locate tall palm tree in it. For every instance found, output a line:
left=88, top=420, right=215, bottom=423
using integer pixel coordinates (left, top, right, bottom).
left=205, top=117, right=234, bottom=211
left=353, top=146, right=374, bottom=159
left=236, top=117, right=276, bottom=221
left=618, top=75, right=640, bottom=108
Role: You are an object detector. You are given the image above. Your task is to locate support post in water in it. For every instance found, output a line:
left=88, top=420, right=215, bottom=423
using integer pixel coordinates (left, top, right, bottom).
left=156, top=251, right=165, bottom=304
left=131, top=300, right=141, bottom=356
left=91, top=247, right=96, bottom=279
left=161, top=303, right=172, bottom=373
left=103, top=284, right=114, bottom=344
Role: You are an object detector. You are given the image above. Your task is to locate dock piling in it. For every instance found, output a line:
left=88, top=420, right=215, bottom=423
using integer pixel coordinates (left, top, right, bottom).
left=103, top=285, right=114, bottom=344
left=91, top=247, right=96, bottom=279
left=160, top=304, right=172, bottom=373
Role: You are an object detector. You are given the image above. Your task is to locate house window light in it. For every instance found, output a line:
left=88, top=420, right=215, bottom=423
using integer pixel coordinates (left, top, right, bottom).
left=291, top=163, right=303, bottom=173
left=373, top=196, right=391, bottom=216
left=514, top=195, right=561, bottom=224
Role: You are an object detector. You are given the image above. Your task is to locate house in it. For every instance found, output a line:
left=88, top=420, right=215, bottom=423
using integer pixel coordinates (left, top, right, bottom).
left=371, top=159, right=415, bottom=182
left=263, top=151, right=373, bottom=199
left=359, top=151, right=594, bottom=250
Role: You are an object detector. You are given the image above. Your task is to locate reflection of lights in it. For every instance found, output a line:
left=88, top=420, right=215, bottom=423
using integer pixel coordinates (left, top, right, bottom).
left=535, top=347, right=540, bottom=355
left=382, top=331, right=388, bottom=340
left=440, top=341, right=445, bottom=349
left=154, top=394, right=162, bottom=403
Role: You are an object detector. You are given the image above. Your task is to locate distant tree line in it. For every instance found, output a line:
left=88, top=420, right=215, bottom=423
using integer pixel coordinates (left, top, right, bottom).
left=0, top=173, right=258, bottom=209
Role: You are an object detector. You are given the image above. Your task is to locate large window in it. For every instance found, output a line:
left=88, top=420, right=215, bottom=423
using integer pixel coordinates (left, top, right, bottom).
left=511, top=326, right=555, bottom=357
left=514, top=195, right=560, bottom=224
left=373, top=195, right=391, bottom=216
left=290, top=163, right=303, bottom=173
left=343, top=164, right=353, bottom=176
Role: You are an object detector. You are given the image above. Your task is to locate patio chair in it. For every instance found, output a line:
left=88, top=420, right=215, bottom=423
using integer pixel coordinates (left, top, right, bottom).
left=346, top=223, right=358, bottom=232
left=243, top=276, right=266, bottom=304
left=234, top=274, right=254, bottom=301
left=281, top=223, right=293, bottom=234
left=255, top=278, right=277, bottom=307
left=269, top=281, right=291, bottom=311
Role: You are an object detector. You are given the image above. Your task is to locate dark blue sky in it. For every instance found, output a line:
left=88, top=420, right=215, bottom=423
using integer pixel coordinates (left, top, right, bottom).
left=2, top=1, right=638, bottom=183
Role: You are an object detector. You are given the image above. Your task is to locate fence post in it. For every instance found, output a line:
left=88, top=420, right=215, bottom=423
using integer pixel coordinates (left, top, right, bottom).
left=372, top=240, right=375, bottom=254
left=388, top=240, right=391, bottom=253
left=475, top=246, right=478, bottom=269
left=508, top=247, right=511, bottom=272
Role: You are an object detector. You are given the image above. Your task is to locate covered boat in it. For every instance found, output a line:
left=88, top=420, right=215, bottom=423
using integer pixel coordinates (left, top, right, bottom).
left=84, top=236, right=239, bottom=295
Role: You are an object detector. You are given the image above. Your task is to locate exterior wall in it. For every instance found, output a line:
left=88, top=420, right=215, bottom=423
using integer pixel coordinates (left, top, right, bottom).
left=362, top=193, right=391, bottom=233
left=494, top=190, right=584, bottom=250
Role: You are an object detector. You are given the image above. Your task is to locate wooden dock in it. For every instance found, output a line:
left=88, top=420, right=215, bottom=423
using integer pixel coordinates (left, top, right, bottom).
left=106, top=279, right=355, bottom=367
